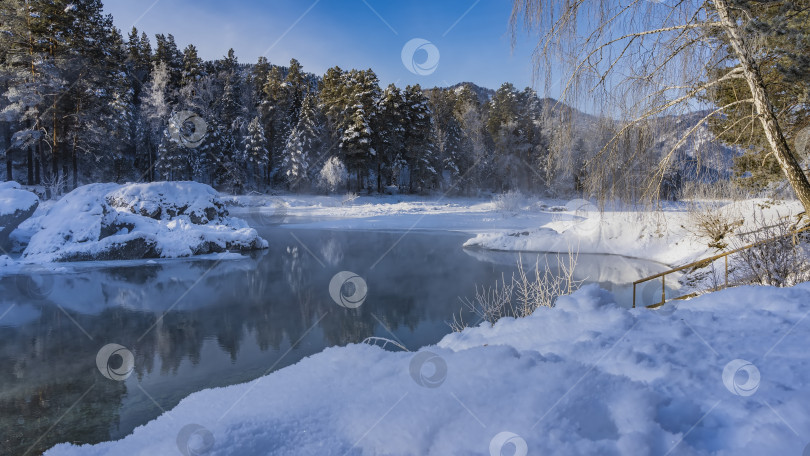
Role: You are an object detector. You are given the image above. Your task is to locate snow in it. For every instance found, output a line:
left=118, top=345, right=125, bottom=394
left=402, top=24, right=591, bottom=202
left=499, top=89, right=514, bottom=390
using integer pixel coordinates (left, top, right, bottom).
left=17, top=182, right=267, bottom=263
left=4, top=188, right=808, bottom=453
left=106, top=181, right=228, bottom=224
left=45, top=283, right=810, bottom=455
left=224, top=194, right=710, bottom=265
left=0, top=181, right=38, bottom=219
left=462, top=198, right=805, bottom=266
left=225, top=194, right=804, bottom=272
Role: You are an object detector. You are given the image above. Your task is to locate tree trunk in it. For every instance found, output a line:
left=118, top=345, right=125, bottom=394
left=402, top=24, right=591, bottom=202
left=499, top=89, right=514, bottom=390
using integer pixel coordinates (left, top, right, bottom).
left=62, top=162, right=68, bottom=192
left=52, top=103, right=58, bottom=181
left=72, top=134, right=78, bottom=189
left=35, top=136, right=42, bottom=185
left=3, top=122, right=11, bottom=181
left=377, top=161, right=382, bottom=193
left=714, top=0, right=810, bottom=215
left=27, top=145, right=34, bottom=185
left=147, top=141, right=154, bottom=182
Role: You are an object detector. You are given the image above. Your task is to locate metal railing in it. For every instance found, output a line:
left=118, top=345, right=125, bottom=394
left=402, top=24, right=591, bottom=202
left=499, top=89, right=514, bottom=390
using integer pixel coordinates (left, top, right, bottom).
left=632, top=223, right=810, bottom=308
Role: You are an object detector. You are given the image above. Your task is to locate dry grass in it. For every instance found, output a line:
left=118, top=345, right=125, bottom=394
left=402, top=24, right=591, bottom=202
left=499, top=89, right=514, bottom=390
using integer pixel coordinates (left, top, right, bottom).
left=450, top=249, right=583, bottom=331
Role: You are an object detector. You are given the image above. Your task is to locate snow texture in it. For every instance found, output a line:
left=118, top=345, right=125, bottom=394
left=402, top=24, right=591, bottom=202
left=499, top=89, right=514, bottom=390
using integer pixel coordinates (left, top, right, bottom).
left=0, top=181, right=39, bottom=250
left=20, top=182, right=267, bottom=262
left=0, top=181, right=39, bottom=218
left=45, top=283, right=810, bottom=455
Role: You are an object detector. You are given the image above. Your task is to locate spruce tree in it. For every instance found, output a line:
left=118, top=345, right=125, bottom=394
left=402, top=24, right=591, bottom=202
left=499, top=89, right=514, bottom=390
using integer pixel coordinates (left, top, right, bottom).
left=243, top=116, right=269, bottom=186
left=281, top=93, right=326, bottom=191
left=374, top=84, right=406, bottom=191
left=181, top=44, right=203, bottom=86
left=403, top=84, right=437, bottom=193
left=339, top=69, right=380, bottom=191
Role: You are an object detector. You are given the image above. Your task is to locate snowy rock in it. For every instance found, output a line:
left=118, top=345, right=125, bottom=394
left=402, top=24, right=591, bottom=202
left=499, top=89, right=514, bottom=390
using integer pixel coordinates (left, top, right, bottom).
left=0, top=181, right=39, bottom=251
left=22, top=182, right=267, bottom=262
left=106, top=181, right=228, bottom=224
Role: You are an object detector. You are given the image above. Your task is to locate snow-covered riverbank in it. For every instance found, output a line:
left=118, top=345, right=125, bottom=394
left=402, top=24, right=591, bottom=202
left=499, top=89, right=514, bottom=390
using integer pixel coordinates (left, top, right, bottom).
left=230, top=193, right=803, bottom=266
left=46, top=283, right=810, bottom=455
left=5, top=189, right=808, bottom=455
left=6, top=187, right=801, bottom=273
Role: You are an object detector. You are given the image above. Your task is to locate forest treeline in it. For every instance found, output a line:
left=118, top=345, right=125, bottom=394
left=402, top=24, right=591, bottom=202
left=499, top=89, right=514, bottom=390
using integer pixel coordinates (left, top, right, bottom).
left=3, top=0, right=782, bottom=200
left=0, top=0, right=636, bottom=198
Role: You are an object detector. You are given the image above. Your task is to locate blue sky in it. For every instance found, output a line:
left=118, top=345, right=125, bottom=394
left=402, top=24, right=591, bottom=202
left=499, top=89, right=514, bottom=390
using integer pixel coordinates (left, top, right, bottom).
left=102, top=0, right=543, bottom=92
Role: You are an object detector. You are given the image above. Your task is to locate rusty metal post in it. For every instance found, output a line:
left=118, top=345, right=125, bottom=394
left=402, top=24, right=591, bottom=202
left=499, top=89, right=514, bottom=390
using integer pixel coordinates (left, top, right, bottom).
left=632, top=283, right=636, bottom=308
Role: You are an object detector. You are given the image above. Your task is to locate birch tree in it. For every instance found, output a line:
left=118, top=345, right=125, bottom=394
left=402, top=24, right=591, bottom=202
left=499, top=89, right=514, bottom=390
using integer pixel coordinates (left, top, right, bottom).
left=512, top=0, right=810, bottom=214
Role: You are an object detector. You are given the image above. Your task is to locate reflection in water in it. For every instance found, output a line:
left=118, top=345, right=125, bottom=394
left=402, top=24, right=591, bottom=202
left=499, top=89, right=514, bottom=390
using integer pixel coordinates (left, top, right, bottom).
left=462, top=248, right=681, bottom=308
left=0, top=227, right=669, bottom=455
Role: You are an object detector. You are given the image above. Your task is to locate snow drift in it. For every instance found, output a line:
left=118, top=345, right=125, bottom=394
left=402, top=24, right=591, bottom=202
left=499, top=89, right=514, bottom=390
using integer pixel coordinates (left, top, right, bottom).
left=21, top=182, right=267, bottom=262
left=45, top=284, right=810, bottom=455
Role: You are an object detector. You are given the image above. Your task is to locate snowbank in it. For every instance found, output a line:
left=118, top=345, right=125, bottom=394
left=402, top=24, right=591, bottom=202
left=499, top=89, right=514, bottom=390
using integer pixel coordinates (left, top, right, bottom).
left=464, top=199, right=806, bottom=266
left=21, top=182, right=267, bottom=262
left=46, top=284, right=810, bottom=455
left=227, top=193, right=616, bottom=237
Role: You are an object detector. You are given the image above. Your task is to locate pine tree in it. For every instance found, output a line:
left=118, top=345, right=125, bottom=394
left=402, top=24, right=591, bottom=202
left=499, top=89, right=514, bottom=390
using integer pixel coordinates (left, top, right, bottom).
left=284, top=58, right=308, bottom=128
left=251, top=56, right=271, bottom=98
left=141, top=62, right=173, bottom=181
left=210, top=49, right=245, bottom=190
left=219, top=49, right=242, bottom=128
left=517, top=87, right=548, bottom=191
left=281, top=93, right=326, bottom=191
left=281, top=129, right=309, bottom=191
left=339, top=69, right=380, bottom=191
left=243, top=116, right=269, bottom=185
left=402, top=84, right=437, bottom=193
left=153, top=33, right=182, bottom=88
left=441, top=113, right=465, bottom=191
left=262, top=65, right=290, bottom=181
left=374, top=84, right=406, bottom=191
left=0, top=0, right=29, bottom=182
left=181, top=44, right=203, bottom=86
left=428, top=88, right=467, bottom=192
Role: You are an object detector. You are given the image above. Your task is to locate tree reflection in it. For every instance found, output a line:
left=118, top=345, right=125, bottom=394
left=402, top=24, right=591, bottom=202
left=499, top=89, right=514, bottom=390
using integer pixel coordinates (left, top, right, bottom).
left=0, top=229, right=518, bottom=454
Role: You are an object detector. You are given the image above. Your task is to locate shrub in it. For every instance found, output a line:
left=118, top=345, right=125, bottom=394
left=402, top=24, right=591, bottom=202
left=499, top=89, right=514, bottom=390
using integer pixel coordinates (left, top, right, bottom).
left=450, top=250, right=582, bottom=331
left=733, top=211, right=810, bottom=287
left=492, top=190, right=524, bottom=213
left=682, top=201, right=744, bottom=250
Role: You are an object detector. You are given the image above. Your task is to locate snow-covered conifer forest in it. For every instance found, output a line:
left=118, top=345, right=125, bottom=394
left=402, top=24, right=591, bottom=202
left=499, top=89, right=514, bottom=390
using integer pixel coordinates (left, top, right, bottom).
left=2, top=1, right=810, bottom=455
